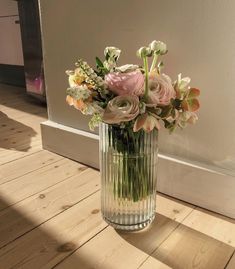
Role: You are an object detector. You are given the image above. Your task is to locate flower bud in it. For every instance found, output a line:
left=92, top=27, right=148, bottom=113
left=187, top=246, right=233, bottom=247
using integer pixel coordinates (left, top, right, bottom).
left=136, top=46, right=152, bottom=58
left=149, top=40, right=167, bottom=55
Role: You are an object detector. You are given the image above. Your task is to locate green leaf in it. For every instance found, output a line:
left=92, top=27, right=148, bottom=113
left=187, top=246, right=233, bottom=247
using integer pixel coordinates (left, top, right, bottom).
left=95, top=57, right=104, bottom=69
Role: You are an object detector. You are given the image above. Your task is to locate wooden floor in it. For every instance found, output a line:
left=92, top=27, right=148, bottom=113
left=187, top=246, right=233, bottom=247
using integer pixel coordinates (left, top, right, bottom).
left=0, top=83, right=235, bottom=269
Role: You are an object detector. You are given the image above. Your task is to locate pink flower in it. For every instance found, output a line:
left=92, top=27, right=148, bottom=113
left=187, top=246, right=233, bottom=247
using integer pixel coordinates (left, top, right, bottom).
left=147, top=72, right=175, bottom=106
left=105, top=70, right=144, bottom=96
left=133, top=113, right=160, bottom=133
left=103, top=95, right=139, bottom=124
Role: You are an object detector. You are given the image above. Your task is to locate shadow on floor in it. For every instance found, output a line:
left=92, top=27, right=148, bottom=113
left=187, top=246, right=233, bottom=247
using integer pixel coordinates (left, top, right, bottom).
left=0, top=83, right=47, bottom=117
left=0, top=112, right=37, bottom=151
left=118, top=212, right=234, bottom=269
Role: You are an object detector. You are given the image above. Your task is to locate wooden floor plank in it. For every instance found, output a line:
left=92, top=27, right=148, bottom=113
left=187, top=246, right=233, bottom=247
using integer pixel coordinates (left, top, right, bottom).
left=150, top=220, right=234, bottom=269
left=53, top=195, right=194, bottom=269
left=0, top=150, right=62, bottom=184
left=0, top=132, right=41, bottom=153
left=0, top=158, right=86, bottom=211
left=138, top=256, right=171, bottom=269
left=0, top=168, right=99, bottom=249
left=0, top=84, right=47, bottom=165
left=226, top=252, right=235, bottom=269
left=0, top=142, right=43, bottom=165
left=0, top=192, right=106, bottom=269
left=182, top=207, right=235, bottom=247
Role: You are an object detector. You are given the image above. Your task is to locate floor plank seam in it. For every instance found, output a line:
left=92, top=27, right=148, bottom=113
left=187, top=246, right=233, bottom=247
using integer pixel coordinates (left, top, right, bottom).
left=0, top=167, right=91, bottom=213
left=0, top=157, right=63, bottom=186
left=0, top=188, right=101, bottom=251
left=136, top=205, right=196, bottom=269
left=224, top=249, right=235, bottom=269
left=0, top=149, right=43, bottom=166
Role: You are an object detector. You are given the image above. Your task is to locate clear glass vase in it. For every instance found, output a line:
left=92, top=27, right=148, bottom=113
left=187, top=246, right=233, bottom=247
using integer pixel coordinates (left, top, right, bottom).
left=99, top=122, right=158, bottom=231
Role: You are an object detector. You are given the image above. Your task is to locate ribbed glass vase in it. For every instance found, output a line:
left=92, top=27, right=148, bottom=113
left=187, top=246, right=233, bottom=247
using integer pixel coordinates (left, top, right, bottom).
left=99, top=122, right=158, bottom=231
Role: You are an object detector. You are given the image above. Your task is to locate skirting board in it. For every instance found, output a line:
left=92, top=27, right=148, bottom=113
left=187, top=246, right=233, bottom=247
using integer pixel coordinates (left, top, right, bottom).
left=41, top=120, right=235, bottom=218
left=41, top=120, right=99, bottom=169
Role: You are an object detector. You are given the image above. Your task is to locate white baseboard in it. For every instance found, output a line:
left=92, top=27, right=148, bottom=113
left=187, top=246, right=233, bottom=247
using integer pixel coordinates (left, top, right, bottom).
left=157, top=154, right=235, bottom=218
left=41, top=120, right=235, bottom=218
left=41, top=120, right=99, bottom=168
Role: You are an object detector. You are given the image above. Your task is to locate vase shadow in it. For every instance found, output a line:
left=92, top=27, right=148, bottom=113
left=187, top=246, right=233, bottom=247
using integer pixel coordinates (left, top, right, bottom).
left=117, top=211, right=234, bottom=269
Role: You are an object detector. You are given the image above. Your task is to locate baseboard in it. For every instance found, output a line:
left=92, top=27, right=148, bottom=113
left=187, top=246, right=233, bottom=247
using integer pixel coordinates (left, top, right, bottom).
left=0, top=64, right=25, bottom=87
left=157, top=154, right=235, bottom=218
left=41, top=120, right=99, bottom=169
left=41, top=120, right=235, bottom=218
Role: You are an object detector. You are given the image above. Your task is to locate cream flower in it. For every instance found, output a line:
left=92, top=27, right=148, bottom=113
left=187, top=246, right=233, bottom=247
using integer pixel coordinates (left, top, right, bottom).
left=103, top=95, right=139, bottom=124
left=147, top=72, right=176, bottom=106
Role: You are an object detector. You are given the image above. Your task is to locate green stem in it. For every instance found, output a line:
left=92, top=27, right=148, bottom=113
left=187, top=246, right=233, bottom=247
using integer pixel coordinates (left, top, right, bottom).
left=150, top=52, right=158, bottom=72
left=143, top=56, right=149, bottom=100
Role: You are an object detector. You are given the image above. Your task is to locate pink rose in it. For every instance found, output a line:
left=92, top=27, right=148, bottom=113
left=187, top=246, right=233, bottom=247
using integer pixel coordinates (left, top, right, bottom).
left=103, top=95, right=139, bottom=124
left=147, top=72, right=175, bottom=106
left=105, top=70, right=144, bottom=96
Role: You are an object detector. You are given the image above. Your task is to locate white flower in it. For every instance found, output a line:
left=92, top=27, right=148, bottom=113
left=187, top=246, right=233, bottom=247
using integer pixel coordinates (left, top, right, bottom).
left=103, top=60, right=117, bottom=71
left=104, top=46, right=121, bottom=60
left=115, top=64, right=139, bottom=73
left=177, top=73, right=191, bottom=90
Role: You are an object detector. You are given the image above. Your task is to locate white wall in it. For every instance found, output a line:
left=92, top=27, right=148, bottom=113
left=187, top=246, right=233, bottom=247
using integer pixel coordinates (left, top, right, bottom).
left=0, top=0, right=24, bottom=65
left=40, top=0, right=235, bottom=175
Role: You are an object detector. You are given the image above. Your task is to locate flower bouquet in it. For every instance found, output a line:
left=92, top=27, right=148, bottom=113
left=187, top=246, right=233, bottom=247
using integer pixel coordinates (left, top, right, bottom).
left=66, top=40, right=200, bottom=230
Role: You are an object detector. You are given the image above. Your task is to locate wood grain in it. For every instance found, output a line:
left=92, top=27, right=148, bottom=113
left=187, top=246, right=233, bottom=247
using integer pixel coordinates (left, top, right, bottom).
left=182, top=207, right=235, bottom=247
left=0, top=150, right=62, bottom=185
left=0, top=168, right=100, bottom=248
left=0, top=192, right=106, bottom=269
left=0, top=158, right=86, bottom=211
left=151, top=223, right=234, bottom=269
left=54, top=195, right=194, bottom=269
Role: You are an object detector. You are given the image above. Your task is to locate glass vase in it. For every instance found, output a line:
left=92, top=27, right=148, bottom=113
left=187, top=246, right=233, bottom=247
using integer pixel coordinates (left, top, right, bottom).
left=99, top=122, right=158, bottom=231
